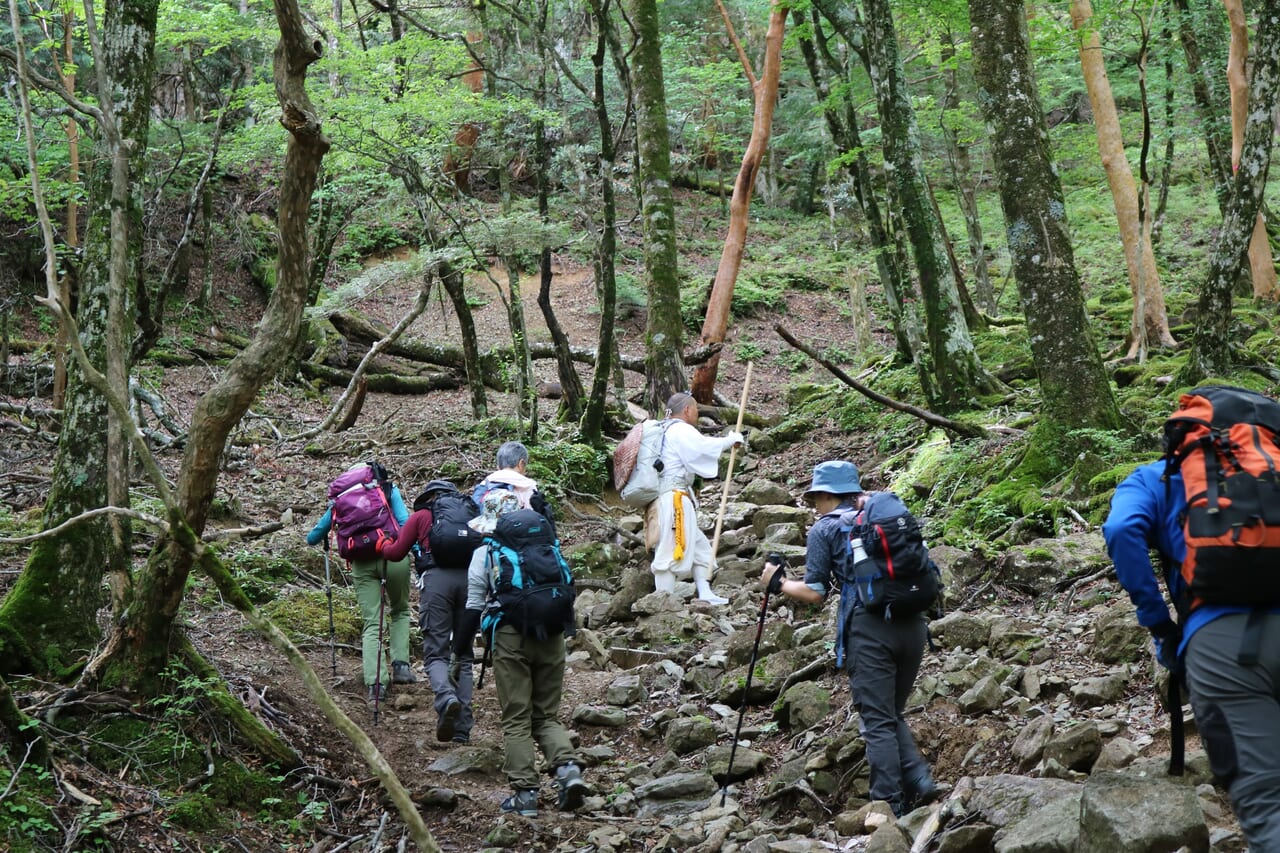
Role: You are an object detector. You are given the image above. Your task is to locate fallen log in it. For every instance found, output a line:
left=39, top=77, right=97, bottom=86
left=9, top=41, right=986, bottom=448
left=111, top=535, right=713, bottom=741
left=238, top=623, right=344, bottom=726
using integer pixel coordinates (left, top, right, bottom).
left=327, top=311, right=722, bottom=375
left=299, top=362, right=462, bottom=394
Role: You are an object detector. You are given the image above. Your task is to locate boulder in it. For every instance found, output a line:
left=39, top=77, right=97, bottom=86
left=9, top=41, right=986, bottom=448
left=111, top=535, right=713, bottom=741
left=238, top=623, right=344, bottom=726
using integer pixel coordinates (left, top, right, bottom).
left=1010, top=715, right=1054, bottom=770
left=726, top=621, right=794, bottom=666
left=993, top=790, right=1082, bottom=853
left=567, top=541, right=627, bottom=577
left=776, top=681, right=831, bottom=730
left=991, top=533, right=1109, bottom=595
left=762, top=523, right=804, bottom=546
left=752, top=506, right=813, bottom=538
left=664, top=715, right=719, bottom=755
left=937, top=825, right=998, bottom=853
left=1077, top=771, right=1209, bottom=852
left=931, top=611, right=993, bottom=650
left=1070, top=672, right=1128, bottom=708
left=741, top=478, right=794, bottom=506
left=1042, top=721, right=1102, bottom=773
left=1092, top=603, right=1146, bottom=664
left=989, top=618, right=1046, bottom=662
left=866, top=822, right=911, bottom=853
left=958, top=675, right=1008, bottom=715
left=572, top=705, right=628, bottom=727
left=1093, top=737, right=1139, bottom=771
left=605, top=673, right=647, bottom=707
left=968, top=774, right=1081, bottom=829
left=718, top=645, right=826, bottom=705
left=706, top=744, right=770, bottom=784
left=634, top=771, right=718, bottom=800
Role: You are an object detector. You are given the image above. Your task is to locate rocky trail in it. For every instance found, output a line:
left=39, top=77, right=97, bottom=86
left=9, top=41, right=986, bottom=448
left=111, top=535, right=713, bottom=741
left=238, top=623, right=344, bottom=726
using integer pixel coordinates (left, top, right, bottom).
left=0, top=258, right=1246, bottom=852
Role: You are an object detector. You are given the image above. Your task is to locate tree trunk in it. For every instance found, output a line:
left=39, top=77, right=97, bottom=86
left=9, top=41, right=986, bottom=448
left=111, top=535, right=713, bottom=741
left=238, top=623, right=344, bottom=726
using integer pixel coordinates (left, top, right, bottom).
left=858, top=0, right=998, bottom=411
left=1183, top=0, right=1280, bottom=380
left=0, top=0, right=159, bottom=675
left=1069, top=0, right=1175, bottom=357
left=630, top=0, right=688, bottom=414
left=969, top=0, right=1122, bottom=431
left=1173, top=0, right=1233, bottom=213
left=799, top=3, right=932, bottom=395
left=689, top=1, right=786, bottom=404
left=940, top=30, right=995, bottom=315
left=533, top=0, right=584, bottom=421
left=103, top=0, right=332, bottom=689
left=443, top=30, right=485, bottom=194
left=1222, top=0, right=1279, bottom=300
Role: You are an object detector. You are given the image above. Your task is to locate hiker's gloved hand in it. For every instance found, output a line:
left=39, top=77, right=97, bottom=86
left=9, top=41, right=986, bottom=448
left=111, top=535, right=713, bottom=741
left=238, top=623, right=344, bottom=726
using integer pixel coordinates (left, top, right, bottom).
left=724, top=430, right=745, bottom=449
left=1150, top=619, right=1183, bottom=673
left=761, top=555, right=787, bottom=594
left=374, top=528, right=394, bottom=555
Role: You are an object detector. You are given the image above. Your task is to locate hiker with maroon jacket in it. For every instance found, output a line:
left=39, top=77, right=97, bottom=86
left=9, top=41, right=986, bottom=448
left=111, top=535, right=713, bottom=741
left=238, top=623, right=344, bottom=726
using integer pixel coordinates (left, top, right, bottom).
left=307, top=463, right=415, bottom=703
left=1104, top=386, right=1280, bottom=850
left=376, top=479, right=482, bottom=743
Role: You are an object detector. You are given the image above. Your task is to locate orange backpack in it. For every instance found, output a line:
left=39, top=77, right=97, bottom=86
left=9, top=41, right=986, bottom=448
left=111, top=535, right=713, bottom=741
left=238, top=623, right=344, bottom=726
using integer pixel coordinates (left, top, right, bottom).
left=1161, top=385, right=1280, bottom=608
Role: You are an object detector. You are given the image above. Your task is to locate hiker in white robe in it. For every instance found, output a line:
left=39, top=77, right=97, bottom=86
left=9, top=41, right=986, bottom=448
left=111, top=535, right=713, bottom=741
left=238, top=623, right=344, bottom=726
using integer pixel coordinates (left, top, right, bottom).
left=650, top=392, right=743, bottom=605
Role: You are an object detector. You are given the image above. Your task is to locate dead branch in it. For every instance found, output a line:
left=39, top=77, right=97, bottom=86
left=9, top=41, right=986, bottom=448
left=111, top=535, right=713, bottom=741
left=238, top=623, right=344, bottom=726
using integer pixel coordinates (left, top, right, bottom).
left=202, top=521, right=285, bottom=542
left=774, top=324, right=988, bottom=439
left=0, top=506, right=166, bottom=545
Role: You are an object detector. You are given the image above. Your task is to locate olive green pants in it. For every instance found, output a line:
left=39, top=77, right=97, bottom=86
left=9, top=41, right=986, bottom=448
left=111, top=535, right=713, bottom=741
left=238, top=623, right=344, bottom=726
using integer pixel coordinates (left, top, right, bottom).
left=492, top=624, right=576, bottom=789
left=351, top=556, right=411, bottom=686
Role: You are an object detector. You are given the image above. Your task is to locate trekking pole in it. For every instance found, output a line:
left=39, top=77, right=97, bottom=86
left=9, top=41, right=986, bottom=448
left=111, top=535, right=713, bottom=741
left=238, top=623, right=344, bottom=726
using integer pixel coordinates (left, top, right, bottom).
left=373, top=561, right=387, bottom=726
left=721, top=557, right=784, bottom=807
left=323, top=540, right=336, bottom=681
left=711, top=361, right=754, bottom=557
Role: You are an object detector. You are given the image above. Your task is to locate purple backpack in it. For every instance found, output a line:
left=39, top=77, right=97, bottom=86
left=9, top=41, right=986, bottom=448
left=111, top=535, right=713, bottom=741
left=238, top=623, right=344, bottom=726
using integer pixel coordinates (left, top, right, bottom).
left=328, top=463, right=399, bottom=561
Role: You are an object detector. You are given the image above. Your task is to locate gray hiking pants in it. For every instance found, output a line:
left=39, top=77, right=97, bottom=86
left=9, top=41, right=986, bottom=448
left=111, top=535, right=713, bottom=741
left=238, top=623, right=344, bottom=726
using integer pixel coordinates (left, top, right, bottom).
left=419, top=566, right=473, bottom=736
left=1186, top=612, right=1280, bottom=852
left=845, top=609, right=933, bottom=812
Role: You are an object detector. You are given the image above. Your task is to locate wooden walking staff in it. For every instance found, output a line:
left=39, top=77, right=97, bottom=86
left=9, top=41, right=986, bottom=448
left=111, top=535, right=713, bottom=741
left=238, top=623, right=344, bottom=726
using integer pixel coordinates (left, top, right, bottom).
left=711, top=361, right=754, bottom=556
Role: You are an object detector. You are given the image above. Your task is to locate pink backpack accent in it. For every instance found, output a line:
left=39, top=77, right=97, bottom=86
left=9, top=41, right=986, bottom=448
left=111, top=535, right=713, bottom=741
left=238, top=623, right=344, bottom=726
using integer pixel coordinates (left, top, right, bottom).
left=328, top=463, right=399, bottom=561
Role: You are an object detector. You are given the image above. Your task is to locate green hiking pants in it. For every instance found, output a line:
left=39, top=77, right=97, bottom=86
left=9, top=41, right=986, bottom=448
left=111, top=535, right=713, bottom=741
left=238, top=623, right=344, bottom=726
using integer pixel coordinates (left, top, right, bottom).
left=492, top=624, right=576, bottom=789
left=351, top=556, right=411, bottom=686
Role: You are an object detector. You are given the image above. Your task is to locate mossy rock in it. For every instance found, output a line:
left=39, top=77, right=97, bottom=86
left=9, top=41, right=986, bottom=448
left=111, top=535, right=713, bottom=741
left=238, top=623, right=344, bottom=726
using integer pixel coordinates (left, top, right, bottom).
left=169, top=792, right=224, bottom=832
left=263, top=587, right=361, bottom=644
left=206, top=760, right=291, bottom=816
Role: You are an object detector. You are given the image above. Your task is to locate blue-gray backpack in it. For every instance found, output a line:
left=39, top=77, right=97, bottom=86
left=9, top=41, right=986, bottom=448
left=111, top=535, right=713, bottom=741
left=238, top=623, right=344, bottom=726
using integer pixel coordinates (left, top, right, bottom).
left=480, top=508, right=575, bottom=641
left=841, top=491, right=941, bottom=618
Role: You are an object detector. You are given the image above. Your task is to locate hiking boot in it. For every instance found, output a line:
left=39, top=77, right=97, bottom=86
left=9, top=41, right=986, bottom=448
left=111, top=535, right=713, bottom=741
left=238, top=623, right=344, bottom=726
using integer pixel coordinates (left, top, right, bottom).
left=450, top=733, right=470, bottom=745
left=391, top=660, right=417, bottom=684
left=366, top=683, right=389, bottom=702
left=554, top=762, right=588, bottom=812
left=436, top=697, right=461, bottom=742
left=905, top=779, right=943, bottom=812
left=500, top=789, right=538, bottom=817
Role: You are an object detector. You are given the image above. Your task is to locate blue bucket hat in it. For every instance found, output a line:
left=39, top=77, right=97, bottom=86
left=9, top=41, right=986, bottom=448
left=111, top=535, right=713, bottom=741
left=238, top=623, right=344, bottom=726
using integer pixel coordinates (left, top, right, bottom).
left=803, top=460, right=862, bottom=500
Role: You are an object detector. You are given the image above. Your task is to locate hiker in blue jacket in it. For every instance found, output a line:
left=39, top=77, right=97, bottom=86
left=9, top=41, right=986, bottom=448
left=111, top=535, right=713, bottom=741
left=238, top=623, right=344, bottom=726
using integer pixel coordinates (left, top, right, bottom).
left=307, top=471, right=416, bottom=701
left=1104, top=460, right=1280, bottom=850
left=762, top=460, right=938, bottom=817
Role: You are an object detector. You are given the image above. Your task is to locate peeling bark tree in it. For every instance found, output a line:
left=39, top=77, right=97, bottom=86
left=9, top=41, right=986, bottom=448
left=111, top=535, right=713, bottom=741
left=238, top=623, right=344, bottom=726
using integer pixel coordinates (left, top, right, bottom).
left=0, top=0, right=158, bottom=675
left=1069, top=0, right=1175, bottom=357
left=970, top=0, right=1122, bottom=431
left=631, top=0, right=688, bottom=414
left=858, top=0, right=998, bottom=411
left=1184, top=0, right=1280, bottom=380
left=689, top=0, right=786, bottom=404
left=1223, top=0, right=1278, bottom=300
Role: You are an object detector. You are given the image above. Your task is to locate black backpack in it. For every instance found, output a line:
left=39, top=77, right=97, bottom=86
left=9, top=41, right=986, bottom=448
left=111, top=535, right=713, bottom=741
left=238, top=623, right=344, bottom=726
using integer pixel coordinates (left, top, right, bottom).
left=842, top=491, right=941, bottom=617
left=480, top=508, right=575, bottom=641
left=413, top=481, right=482, bottom=569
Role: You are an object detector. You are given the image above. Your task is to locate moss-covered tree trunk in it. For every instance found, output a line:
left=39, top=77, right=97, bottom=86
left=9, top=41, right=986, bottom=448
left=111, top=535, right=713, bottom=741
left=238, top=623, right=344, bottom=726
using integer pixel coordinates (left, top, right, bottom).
left=1172, top=0, right=1233, bottom=213
left=797, top=4, right=935, bottom=400
left=630, top=0, right=687, bottom=414
left=581, top=0, right=619, bottom=445
left=1182, top=0, right=1280, bottom=380
left=0, top=0, right=158, bottom=676
left=969, top=0, right=1122, bottom=431
left=859, top=0, right=998, bottom=412
left=104, top=0, right=332, bottom=689
left=531, top=0, right=584, bottom=422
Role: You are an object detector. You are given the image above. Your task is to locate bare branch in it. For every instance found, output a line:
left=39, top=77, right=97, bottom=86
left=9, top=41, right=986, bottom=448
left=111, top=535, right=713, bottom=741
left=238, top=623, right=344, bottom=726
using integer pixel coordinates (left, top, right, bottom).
left=0, top=506, right=167, bottom=545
